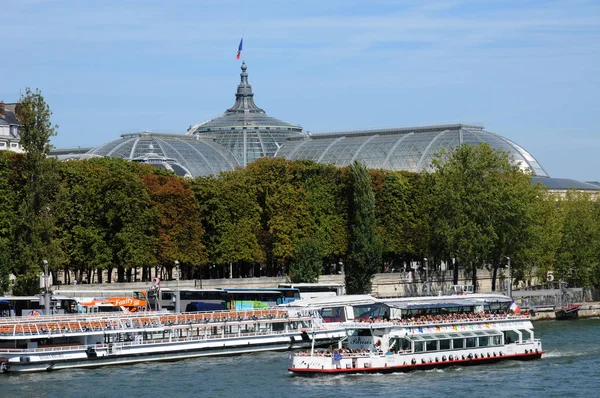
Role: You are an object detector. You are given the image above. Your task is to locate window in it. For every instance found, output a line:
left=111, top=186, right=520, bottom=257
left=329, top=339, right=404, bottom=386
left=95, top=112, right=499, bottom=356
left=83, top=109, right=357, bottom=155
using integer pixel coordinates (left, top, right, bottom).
left=466, top=337, right=476, bottom=348
left=453, top=339, right=464, bottom=349
left=440, top=339, right=451, bottom=350
left=478, top=337, right=489, bottom=347
left=492, top=335, right=502, bottom=346
left=0, top=142, right=5, bottom=148
left=414, top=342, right=424, bottom=352
left=426, top=340, right=437, bottom=352
left=10, top=143, right=18, bottom=148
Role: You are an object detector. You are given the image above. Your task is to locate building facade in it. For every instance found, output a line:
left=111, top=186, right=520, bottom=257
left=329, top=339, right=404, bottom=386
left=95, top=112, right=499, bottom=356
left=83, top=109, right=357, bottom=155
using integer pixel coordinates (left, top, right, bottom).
left=0, top=101, right=23, bottom=153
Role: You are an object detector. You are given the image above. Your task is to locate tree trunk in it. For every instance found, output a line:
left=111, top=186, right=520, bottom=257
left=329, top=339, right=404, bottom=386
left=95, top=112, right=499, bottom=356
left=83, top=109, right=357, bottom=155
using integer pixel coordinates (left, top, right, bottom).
left=471, top=265, right=477, bottom=292
left=453, top=261, right=459, bottom=285
left=491, top=266, right=498, bottom=292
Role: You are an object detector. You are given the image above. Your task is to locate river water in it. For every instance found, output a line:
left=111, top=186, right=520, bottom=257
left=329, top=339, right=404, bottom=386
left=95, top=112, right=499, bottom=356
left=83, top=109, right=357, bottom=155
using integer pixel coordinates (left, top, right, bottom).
left=2, top=318, right=599, bottom=398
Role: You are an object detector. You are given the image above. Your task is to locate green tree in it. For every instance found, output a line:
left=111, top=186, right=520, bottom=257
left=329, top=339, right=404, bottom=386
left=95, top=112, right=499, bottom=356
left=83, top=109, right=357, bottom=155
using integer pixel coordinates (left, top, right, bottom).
left=0, top=152, right=17, bottom=293
left=428, top=143, right=532, bottom=289
left=193, top=171, right=264, bottom=278
left=301, top=162, right=348, bottom=269
left=345, top=161, right=382, bottom=294
left=289, top=239, right=322, bottom=283
left=246, top=158, right=313, bottom=275
left=372, top=170, right=430, bottom=268
left=95, top=158, right=158, bottom=283
left=515, top=189, right=562, bottom=287
left=556, top=191, right=600, bottom=287
left=11, top=88, right=60, bottom=295
left=55, top=160, right=112, bottom=284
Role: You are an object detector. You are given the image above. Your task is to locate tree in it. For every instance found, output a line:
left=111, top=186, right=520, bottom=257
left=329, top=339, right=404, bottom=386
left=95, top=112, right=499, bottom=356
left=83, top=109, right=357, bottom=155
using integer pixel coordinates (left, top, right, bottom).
left=515, top=189, right=562, bottom=287
left=371, top=170, right=430, bottom=268
left=0, top=152, right=17, bottom=293
left=96, top=158, right=158, bottom=283
left=143, top=173, right=207, bottom=281
left=428, top=143, right=534, bottom=290
left=345, top=161, right=382, bottom=294
left=289, top=239, right=322, bottom=283
left=246, top=158, right=314, bottom=275
left=301, top=162, right=348, bottom=270
left=11, top=88, right=60, bottom=295
left=556, top=191, right=600, bottom=287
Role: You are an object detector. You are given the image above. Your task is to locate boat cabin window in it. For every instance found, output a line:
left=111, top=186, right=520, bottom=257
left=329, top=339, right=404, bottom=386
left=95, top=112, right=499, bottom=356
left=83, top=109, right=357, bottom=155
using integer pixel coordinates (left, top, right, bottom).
left=353, top=304, right=390, bottom=321
left=520, top=330, right=532, bottom=342
left=426, top=340, right=437, bottom=352
left=439, top=339, right=451, bottom=350
left=414, top=342, right=425, bottom=352
left=320, top=306, right=346, bottom=322
left=466, top=337, right=476, bottom=348
left=503, top=330, right=520, bottom=344
left=492, top=335, right=502, bottom=346
left=478, top=336, right=489, bottom=347
left=453, top=338, right=464, bottom=349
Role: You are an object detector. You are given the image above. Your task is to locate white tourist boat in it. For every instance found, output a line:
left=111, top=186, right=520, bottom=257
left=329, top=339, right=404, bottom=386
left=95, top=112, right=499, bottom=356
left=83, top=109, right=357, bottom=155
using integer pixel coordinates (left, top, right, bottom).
left=0, top=308, right=345, bottom=373
left=287, top=294, right=544, bottom=375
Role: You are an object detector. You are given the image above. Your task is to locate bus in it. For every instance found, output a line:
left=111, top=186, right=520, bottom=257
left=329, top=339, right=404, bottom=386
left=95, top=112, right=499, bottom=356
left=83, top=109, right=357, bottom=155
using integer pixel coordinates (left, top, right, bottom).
left=277, top=283, right=345, bottom=299
left=224, top=289, right=287, bottom=310
left=147, top=288, right=293, bottom=312
left=147, top=289, right=227, bottom=312
left=221, top=287, right=301, bottom=305
left=0, top=295, right=79, bottom=317
left=53, top=289, right=148, bottom=312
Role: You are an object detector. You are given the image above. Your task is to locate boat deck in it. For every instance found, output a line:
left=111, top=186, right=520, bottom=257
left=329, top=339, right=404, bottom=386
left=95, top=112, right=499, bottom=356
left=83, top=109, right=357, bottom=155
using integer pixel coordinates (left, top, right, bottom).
left=0, top=309, right=294, bottom=338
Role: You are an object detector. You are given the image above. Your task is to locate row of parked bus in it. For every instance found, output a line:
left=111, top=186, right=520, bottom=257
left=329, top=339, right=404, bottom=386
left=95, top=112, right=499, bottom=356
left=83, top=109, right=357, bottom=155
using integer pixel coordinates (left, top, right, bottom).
left=0, top=283, right=344, bottom=317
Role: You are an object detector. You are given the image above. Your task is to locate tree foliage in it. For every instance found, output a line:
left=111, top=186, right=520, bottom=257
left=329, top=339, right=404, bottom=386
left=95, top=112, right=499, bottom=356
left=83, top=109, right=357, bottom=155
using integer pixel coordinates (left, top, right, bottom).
left=289, top=239, right=322, bottom=283
left=427, top=143, right=538, bottom=290
left=345, top=161, right=382, bottom=294
left=11, top=89, right=60, bottom=294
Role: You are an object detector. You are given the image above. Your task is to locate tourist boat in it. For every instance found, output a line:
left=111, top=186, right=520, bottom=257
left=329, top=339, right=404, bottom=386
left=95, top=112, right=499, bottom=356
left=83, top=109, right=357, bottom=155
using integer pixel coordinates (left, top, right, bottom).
left=555, top=304, right=581, bottom=320
left=287, top=294, right=544, bottom=375
left=0, top=308, right=345, bottom=373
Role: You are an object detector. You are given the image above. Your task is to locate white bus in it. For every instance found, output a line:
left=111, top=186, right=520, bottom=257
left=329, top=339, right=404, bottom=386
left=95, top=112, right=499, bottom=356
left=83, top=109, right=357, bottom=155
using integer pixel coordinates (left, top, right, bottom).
left=277, top=283, right=345, bottom=299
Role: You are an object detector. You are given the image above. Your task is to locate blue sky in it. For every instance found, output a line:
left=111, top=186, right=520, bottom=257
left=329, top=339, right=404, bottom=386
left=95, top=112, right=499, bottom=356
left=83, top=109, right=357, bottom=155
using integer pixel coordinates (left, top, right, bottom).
left=2, top=0, right=599, bottom=181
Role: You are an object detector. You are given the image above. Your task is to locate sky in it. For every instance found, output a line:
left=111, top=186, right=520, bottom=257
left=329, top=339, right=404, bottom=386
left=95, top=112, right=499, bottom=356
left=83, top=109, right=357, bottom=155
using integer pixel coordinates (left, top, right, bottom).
left=2, top=0, right=599, bottom=181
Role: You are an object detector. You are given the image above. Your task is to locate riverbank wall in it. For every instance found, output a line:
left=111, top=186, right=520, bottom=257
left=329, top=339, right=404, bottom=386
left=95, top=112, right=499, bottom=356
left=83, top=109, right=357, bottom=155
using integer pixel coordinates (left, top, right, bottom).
left=530, top=303, right=600, bottom=320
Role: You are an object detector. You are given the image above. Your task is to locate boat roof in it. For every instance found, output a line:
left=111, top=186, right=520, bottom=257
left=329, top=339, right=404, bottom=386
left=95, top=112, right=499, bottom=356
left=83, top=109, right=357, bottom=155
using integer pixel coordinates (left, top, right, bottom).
left=282, top=293, right=512, bottom=309
left=282, top=295, right=376, bottom=308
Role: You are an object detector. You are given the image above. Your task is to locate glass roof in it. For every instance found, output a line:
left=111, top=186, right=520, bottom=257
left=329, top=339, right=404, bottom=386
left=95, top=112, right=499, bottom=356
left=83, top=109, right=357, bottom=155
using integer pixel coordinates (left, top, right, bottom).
left=275, top=124, right=550, bottom=177
left=188, top=62, right=304, bottom=166
left=87, top=133, right=239, bottom=177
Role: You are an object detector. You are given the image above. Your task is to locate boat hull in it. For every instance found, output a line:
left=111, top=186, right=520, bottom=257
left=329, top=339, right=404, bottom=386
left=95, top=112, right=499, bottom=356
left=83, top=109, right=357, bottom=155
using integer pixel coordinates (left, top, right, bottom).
left=289, top=351, right=543, bottom=375
left=1, top=329, right=343, bottom=373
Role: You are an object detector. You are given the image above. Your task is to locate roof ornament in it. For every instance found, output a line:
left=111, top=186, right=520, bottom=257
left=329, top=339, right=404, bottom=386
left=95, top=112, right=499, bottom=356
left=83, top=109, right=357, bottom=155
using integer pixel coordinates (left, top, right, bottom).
left=226, top=62, right=265, bottom=115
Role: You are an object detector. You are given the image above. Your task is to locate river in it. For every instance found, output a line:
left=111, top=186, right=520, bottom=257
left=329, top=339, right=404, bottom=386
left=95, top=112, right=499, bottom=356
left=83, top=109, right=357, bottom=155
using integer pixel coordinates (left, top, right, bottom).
left=2, top=319, right=599, bottom=398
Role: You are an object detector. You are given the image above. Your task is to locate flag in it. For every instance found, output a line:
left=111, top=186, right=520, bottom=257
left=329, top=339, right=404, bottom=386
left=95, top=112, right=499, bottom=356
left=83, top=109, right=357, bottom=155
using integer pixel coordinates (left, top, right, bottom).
left=333, top=352, right=343, bottom=361
left=510, top=301, right=521, bottom=314
left=236, top=38, right=243, bottom=59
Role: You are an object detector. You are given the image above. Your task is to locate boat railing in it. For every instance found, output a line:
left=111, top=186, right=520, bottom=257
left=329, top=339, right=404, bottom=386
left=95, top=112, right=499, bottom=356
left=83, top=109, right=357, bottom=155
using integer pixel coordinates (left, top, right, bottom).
left=347, top=314, right=530, bottom=328
left=0, top=308, right=311, bottom=338
left=0, top=326, right=316, bottom=354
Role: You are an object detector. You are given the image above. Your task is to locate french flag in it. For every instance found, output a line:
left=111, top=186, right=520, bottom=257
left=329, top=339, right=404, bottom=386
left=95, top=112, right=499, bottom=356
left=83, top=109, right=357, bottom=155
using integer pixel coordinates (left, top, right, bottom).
left=510, top=302, right=521, bottom=314
left=236, top=38, right=243, bottom=60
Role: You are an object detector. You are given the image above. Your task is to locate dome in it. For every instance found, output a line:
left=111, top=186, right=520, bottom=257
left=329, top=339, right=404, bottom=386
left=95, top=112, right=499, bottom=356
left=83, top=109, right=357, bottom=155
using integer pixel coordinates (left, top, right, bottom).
left=87, top=132, right=239, bottom=177
left=275, top=124, right=549, bottom=177
left=188, top=62, right=304, bottom=166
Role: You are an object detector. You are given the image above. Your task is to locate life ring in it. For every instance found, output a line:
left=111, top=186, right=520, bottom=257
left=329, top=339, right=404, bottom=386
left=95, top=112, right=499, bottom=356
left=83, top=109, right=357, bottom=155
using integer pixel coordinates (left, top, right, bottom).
left=28, top=310, right=41, bottom=316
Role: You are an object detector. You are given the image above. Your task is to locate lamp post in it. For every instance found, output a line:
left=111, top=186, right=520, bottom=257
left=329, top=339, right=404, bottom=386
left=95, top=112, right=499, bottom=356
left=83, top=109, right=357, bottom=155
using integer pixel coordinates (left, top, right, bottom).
left=43, top=260, right=50, bottom=315
left=506, top=256, right=512, bottom=299
left=423, top=258, right=428, bottom=282
left=174, top=260, right=180, bottom=314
